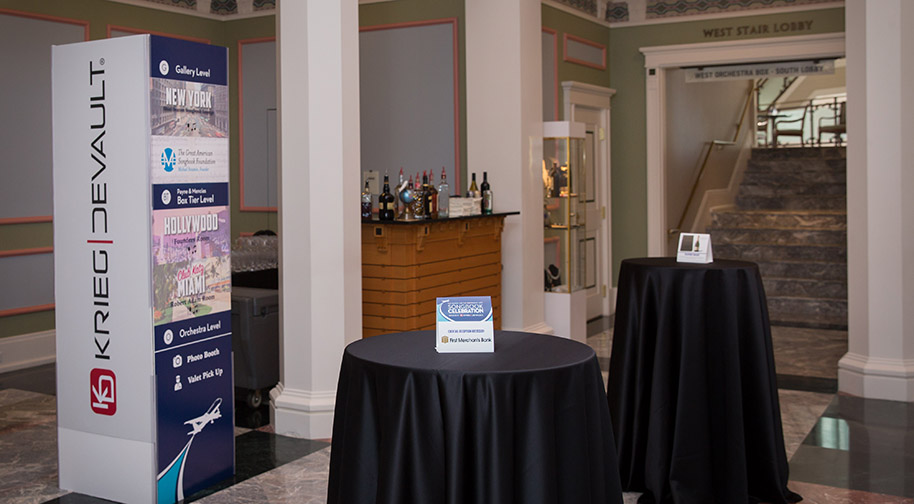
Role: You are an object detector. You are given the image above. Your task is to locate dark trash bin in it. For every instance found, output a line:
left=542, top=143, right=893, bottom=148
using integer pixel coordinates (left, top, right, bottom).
left=231, top=287, right=279, bottom=408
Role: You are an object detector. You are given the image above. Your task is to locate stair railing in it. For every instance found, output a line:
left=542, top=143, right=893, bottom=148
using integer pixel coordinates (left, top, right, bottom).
left=668, top=85, right=754, bottom=239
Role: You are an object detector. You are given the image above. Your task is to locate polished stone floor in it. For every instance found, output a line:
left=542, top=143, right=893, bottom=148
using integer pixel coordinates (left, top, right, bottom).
left=0, top=319, right=910, bottom=504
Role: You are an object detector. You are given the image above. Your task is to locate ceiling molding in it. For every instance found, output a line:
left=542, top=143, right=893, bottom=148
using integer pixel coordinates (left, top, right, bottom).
left=612, top=2, right=845, bottom=29
left=105, top=0, right=275, bottom=21
left=641, top=32, right=846, bottom=68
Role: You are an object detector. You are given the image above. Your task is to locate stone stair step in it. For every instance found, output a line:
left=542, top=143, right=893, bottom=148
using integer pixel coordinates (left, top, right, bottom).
left=750, top=147, right=847, bottom=163
left=745, top=159, right=844, bottom=175
left=735, top=194, right=846, bottom=211
left=741, top=171, right=846, bottom=187
left=767, top=296, right=847, bottom=329
left=714, top=242, right=846, bottom=262
left=755, top=260, right=847, bottom=282
left=715, top=147, right=849, bottom=330
left=710, top=210, right=846, bottom=230
left=768, top=311, right=848, bottom=330
left=710, top=228, right=846, bottom=246
left=762, top=277, right=847, bottom=299
left=738, top=182, right=846, bottom=198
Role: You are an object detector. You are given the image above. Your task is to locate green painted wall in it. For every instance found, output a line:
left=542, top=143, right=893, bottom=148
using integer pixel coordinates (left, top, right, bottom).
left=608, top=7, right=845, bottom=283
left=542, top=5, right=611, bottom=92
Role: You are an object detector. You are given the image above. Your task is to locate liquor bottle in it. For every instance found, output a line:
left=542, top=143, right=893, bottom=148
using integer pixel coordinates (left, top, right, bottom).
left=412, top=173, right=426, bottom=219
left=423, top=170, right=438, bottom=219
left=361, top=181, right=372, bottom=219
left=379, top=174, right=396, bottom=221
left=396, top=167, right=405, bottom=217
left=481, top=171, right=493, bottom=214
left=468, top=172, right=480, bottom=198
left=437, top=167, right=450, bottom=218
left=421, top=170, right=429, bottom=215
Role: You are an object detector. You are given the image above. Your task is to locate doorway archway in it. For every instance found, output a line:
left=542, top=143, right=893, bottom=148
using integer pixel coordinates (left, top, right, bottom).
left=640, top=33, right=845, bottom=256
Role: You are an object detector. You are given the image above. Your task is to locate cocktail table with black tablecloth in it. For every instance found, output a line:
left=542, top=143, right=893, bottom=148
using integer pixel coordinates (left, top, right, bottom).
left=327, top=330, right=624, bottom=504
left=607, top=257, right=801, bottom=504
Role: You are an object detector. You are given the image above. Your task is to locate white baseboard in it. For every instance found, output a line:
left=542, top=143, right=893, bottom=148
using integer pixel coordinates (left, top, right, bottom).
left=0, top=330, right=55, bottom=374
left=838, top=352, right=914, bottom=402
left=269, top=382, right=336, bottom=439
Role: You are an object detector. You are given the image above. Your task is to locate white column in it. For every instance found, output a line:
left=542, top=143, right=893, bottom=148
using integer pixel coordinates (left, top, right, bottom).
left=466, top=0, right=550, bottom=333
left=839, top=0, right=914, bottom=402
left=271, top=0, right=362, bottom=438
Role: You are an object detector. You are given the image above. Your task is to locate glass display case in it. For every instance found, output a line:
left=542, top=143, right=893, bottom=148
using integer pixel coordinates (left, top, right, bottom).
left=543, top=121, right=586, bottom=293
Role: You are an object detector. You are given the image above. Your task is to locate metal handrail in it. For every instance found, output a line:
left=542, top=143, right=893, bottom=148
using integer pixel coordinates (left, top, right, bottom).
left=669, top=85, right=754, bottom=235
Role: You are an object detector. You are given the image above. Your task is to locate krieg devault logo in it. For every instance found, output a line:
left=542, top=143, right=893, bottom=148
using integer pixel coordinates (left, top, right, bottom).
left=90, top=368, right=117, bottom=416
left=159, top=59, right=169, bottom=75
left=162, top=147, right=177, bottom=172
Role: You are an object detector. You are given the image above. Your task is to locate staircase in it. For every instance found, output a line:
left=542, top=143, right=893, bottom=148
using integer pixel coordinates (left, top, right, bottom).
left=709, top=147, right=847, bottom=329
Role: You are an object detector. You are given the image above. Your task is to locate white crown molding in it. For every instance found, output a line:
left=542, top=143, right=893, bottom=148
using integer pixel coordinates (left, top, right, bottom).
left=561, top=80, right=616, bottom=110
left=641, top=32, right=846, bottom=68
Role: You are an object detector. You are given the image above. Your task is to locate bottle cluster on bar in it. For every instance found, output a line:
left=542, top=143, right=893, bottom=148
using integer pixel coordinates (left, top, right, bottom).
left=362, top=168, right=494, bottom=220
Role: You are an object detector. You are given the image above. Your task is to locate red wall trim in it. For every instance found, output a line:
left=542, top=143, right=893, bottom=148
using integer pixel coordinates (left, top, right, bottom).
left=563, top=33, right=606, bottom=71
left=0, top=216, right=52, bottom=225
left=238, top=36, right=278, bottom=213
left=106, top=24, right=210, bottom=44
left=360, top=18, right=462, bottom=192
left=0, top=303, right=55, bottom=318
left=0, top=247, right=53, bottom=258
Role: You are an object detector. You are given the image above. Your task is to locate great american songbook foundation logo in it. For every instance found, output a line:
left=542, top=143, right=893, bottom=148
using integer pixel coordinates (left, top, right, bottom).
left=161, top=147, right=176, bottom=172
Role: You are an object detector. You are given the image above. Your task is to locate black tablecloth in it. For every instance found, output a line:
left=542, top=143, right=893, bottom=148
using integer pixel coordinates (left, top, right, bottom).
left=607, top=258, right=799, bottom=504
left=328, top=330, right=624, bottom=504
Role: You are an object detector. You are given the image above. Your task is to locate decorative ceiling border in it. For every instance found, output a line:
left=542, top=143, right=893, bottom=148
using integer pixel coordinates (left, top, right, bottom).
left=106, top=0, right=273, bottom=20
left=608, top=0, right=843, bottom=26
left=545, top=0, right=842, bottom=28
left=645, top=0, right=839, bottom=20
left=107, top=0, right=393, bottom=20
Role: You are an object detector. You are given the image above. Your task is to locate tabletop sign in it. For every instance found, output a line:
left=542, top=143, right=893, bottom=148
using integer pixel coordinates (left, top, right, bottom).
left=677, top=233, right=714, bottom=263
left=436, top=296, right=495, bottom=353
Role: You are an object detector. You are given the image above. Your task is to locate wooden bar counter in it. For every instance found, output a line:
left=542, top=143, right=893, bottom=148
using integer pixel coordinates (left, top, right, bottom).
left=361, top=212, right=516, bottom=338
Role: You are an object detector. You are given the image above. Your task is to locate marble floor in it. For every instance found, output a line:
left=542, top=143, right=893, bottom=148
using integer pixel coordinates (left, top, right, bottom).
left=0, top=320, right=910, bottom=504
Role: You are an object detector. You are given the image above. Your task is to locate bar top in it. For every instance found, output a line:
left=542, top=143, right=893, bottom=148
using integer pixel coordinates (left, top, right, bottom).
left=361, top=211, right=519, bottom=225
